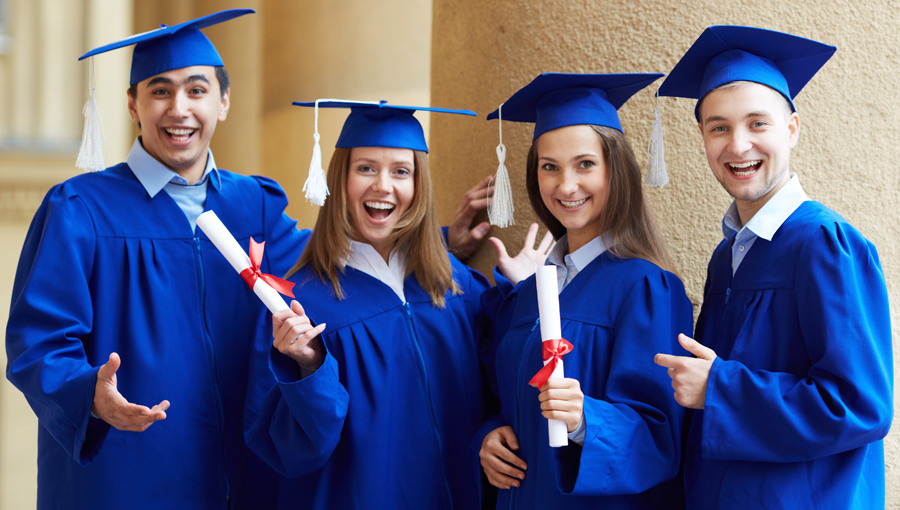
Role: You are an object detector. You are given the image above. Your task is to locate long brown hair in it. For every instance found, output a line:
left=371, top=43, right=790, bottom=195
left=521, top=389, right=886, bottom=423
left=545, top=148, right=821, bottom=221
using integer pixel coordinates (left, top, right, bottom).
left=287, top=147, right=459, bottom=307
left=525, top=125, right=678, bottom=275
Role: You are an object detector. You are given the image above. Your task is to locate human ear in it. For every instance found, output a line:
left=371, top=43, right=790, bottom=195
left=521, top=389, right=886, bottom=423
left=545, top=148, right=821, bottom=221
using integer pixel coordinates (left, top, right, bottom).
left=126, top=88, right=141, bottom=125
left=218, top=88, right=231, bottom=122
left=787, top=112, right=800, bottom=149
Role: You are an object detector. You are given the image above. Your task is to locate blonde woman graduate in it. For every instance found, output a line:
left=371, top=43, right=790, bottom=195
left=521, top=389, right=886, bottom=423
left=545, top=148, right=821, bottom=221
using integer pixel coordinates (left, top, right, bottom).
left=243, top=100, right=545, bottom=509
left=475, top=74, right=693, bottom=509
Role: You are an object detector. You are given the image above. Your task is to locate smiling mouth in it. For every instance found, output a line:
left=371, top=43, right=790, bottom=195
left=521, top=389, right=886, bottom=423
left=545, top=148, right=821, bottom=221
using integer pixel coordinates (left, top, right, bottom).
left=728, top=160, right=762, bottom=176
left=164, top=128, right=197, bottom=142
left=364, top=201, right=395, bottom=220
left=559, top=198, right=587, bottom=208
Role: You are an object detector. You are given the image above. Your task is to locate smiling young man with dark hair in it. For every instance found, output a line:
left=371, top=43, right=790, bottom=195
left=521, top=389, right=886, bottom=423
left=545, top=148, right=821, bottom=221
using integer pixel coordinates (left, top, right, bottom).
left=3, top=10, right=308, bottom=510
left=654, top=26, right=893, bottom=510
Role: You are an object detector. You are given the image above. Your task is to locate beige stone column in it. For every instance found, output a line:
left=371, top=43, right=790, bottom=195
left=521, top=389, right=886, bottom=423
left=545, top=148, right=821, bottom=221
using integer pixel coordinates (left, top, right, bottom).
left=259, top=0, right=433, bottom=228
left=84, top=0, right=134, bottom=165
left=430, top=0, right=900, bottom=502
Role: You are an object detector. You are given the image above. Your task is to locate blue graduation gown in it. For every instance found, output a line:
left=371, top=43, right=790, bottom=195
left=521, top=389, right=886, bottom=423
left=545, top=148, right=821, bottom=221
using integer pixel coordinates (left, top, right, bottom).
left=5, top=163, right=310, bottom=510
left=687, top=201, right=893, bottom=509
left=244, top=255, right=493, bottom=509
left=476, top=253, right=692, bottom=509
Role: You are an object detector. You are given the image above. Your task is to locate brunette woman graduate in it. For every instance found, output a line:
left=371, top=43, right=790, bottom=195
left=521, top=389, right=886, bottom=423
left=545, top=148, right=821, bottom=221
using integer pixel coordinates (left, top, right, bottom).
left=476, top=74, right=692, bottom=509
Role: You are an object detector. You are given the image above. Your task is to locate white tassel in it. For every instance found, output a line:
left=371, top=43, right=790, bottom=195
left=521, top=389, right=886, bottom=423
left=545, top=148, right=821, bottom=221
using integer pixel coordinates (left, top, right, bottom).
left=75, top=57, right=106, bottom=173
left=488, top=104, right=515, bottom=228
left=303, top=101, right=329, bottom=206
left=645, top=92, right=668, bottom=188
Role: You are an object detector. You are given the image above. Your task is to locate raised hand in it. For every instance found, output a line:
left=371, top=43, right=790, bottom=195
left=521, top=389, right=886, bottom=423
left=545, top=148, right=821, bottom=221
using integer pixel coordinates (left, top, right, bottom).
left=446, top=176, right=494, bottom=259
left=654, top=333, right=717, bottom=409
left=92, top=353, right=169, bottom=432
left=479, top=426, right=528, bottom=489
left=272, top=300, right=326, bottom=370
left=489, top=223, right=554, bottom=285
left=535, top=377, right=584, bottom=433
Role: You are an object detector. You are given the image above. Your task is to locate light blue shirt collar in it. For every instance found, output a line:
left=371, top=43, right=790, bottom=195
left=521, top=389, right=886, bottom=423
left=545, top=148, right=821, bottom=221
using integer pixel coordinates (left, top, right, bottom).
left=126, top=137, right=221, bottom=198
left=721, top=173, right=808, bottom=241
left=545, top=233, right=611, bottom=293
left=547, top=233, right=610, bottom=271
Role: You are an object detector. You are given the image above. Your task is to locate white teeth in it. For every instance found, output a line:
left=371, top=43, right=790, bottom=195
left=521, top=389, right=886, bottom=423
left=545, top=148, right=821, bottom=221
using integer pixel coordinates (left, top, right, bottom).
left=165, top=128, right=195, bottom=137
left=365, top=202, right=395, bottom=210
left=728, top=161, right=761, bottom=176
left=728, top=161, right=760, bottom=169
left=560, top=198, right=586, bottom=208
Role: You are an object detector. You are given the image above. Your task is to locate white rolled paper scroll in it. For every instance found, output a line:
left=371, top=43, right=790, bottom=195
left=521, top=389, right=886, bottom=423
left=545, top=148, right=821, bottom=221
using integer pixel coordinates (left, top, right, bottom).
left=535, top=265, right=568, bottom=447
left=196, top=210, right=289, bottom=314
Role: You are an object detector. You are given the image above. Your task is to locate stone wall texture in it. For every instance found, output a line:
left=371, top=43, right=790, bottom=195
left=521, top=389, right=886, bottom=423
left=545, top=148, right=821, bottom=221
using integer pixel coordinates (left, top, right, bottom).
left=430, top=0, right=900, bottom=505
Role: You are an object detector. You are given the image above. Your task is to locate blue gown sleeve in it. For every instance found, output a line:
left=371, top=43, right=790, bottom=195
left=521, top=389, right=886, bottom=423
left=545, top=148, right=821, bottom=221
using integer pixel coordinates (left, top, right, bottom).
left=5, top=186, right=110, bottom=465
left=701, top=223, right=893, bottom=462
left=244, top=325, right=350, bottom=478
left=554, top=270, right=691, bottom=495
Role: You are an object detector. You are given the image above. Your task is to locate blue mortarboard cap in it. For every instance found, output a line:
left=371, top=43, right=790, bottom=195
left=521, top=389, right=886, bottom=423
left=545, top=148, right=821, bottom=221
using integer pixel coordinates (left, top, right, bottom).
left=486, top=73, right=664, bottom=140
left=78, top=9, right=254, bottom=85
left=291, top=100, right=476, bottom=153
left=657, top=26, right=836, bottom=120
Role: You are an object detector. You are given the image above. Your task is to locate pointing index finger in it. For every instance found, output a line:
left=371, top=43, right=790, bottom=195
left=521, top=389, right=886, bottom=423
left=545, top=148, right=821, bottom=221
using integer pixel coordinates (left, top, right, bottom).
left=653, top=353, right=687, bottom=368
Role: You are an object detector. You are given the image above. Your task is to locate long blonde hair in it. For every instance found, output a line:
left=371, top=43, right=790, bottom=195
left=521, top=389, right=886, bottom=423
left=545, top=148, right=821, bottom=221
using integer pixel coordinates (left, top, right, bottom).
left=525, top=125, right=679, bottom=276
left=287, top=147, right=459, bottom=307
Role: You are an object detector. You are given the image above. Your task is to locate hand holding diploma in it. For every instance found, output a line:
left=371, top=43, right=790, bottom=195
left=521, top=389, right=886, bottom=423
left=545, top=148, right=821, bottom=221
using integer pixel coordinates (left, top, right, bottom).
left=529, top=265, right=574, bottom=447
left=536, top=377, right=584, bottom=435
left=273, top=300, right=326, bottom=371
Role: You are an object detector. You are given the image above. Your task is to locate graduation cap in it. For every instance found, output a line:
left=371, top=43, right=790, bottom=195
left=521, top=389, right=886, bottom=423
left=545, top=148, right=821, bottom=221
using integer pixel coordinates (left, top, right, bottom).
left=74, top=9, right=255, bottom=173
left=291, top=99, right=477, bottom=206
left=657, top=25, right=836, bottom=120
left=487, top=73, right=664, bottom=139
left=483, top=73, right=665, bottom=227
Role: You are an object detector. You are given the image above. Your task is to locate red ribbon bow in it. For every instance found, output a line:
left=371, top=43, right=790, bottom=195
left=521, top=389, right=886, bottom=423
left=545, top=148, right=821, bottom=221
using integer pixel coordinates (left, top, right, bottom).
left=239, top=238, right=296, bottom=298
left=528, top=338, right=574, bottom=389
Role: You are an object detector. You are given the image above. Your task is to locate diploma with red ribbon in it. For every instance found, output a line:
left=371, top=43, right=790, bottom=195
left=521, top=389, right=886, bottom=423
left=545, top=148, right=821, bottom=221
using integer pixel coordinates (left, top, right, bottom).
left=196, top=210, right=294, bottom=314
left=532, top=265, right=572, bottom=447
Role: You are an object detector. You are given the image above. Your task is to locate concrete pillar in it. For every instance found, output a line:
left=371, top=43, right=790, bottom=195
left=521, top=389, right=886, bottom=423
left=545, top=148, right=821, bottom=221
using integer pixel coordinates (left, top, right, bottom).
left=259, top=0, right=433, bottom=229
left=9, top=0, right=36, bottom=140
left=37, top=0, right=82, bottom=142
left=85, top=0, right=134, bottom=165
left=430, top=0, right=900, bottom=501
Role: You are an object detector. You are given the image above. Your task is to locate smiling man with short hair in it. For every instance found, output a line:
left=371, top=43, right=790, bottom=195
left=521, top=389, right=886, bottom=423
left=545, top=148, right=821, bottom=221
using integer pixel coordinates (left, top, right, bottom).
left=4, top=9, right=311, bottom=510
left=654, top=26, right=893, bottom=509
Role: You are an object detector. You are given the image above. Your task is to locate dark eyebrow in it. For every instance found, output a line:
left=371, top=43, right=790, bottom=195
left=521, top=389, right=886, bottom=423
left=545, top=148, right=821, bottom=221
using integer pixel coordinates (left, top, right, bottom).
left=144, top=74, right=211, bottom=88
left=184, top=75, right=211, bottom=86
left=145, top=76, right=174, bottom=88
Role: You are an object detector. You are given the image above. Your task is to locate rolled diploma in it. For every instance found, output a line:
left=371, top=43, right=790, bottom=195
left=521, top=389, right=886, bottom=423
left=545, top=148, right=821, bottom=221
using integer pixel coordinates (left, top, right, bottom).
left=535, top=265, right=568, bottom=447
left=196, top=210, right=289, bottom=314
